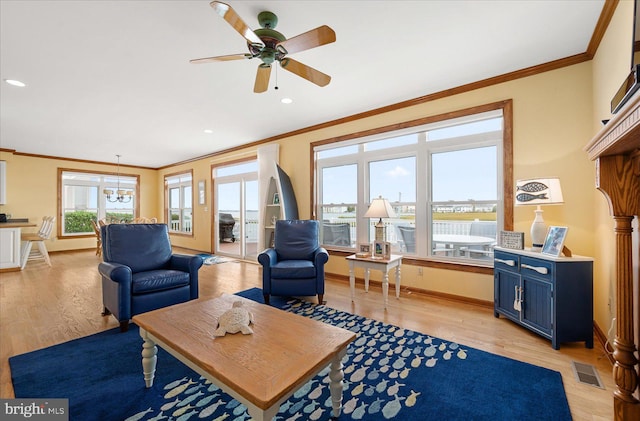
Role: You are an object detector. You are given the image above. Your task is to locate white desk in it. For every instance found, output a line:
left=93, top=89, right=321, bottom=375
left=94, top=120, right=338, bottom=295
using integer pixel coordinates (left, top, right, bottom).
left=433, top=234, right=495, bottom=257
left=346, top=254, right=402, bottom=308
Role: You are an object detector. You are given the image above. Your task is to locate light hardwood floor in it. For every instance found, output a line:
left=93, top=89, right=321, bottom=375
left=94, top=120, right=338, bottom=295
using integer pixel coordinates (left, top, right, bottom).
left=0, top=249, right=614, bottom=420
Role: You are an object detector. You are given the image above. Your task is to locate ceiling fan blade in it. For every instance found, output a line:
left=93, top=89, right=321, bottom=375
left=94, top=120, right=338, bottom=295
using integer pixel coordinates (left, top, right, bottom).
left=190, top=53, right=252, bottom=64
left=277, top=25, right=336, bottom=55
left=280, top=58, right=331, bottom=87
left=210, top=1, right=263, bottom=46
left=254, top=64, right=271, bottom=93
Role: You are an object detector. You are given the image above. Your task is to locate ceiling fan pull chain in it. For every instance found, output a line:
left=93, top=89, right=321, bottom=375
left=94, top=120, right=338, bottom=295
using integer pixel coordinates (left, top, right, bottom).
left=275, top=63, right=279, bottom=90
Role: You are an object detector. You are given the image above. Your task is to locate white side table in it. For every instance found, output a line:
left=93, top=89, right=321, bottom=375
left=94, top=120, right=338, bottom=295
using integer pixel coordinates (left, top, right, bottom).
left=346, top=254, right=402, bottom=308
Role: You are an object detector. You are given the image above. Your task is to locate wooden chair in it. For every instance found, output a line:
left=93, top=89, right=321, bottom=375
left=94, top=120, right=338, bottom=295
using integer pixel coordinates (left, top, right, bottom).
left=21, top=216, right=55, bottom=269
left=91, top=219, right=102, bottom=257
left=131, top=217, right=157, bottom=223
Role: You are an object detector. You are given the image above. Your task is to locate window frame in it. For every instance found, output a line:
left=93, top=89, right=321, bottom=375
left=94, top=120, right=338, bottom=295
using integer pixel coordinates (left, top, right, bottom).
left=58, top=168, right=140, bottom=238
left=212, top=159, right=259, bottom=257
left=311, top=100, right=513, bottom=271
left=164, top=170, right=194, bottom=236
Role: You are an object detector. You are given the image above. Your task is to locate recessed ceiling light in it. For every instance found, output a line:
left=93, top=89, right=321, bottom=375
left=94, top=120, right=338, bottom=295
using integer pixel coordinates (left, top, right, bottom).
left=203, top=129, right=213, bottom=134
left=4, top=79, right=26, bottom=87
left=281, top=98, right=293, bottom=104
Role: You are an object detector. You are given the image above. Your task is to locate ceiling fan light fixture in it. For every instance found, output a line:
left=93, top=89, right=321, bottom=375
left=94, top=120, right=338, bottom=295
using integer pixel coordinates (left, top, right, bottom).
left=196, top=3, right=335, bottom=93
left=260, top=49, right=277, bottom=64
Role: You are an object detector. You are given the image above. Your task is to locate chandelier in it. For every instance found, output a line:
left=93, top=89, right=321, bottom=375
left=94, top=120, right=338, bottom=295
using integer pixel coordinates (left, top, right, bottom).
left=103, top=154, right=133, bottom=203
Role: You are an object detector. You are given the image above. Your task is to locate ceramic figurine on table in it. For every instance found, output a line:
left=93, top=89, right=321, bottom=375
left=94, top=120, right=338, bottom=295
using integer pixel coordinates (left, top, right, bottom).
left=213, top=301, right=254, bottom=336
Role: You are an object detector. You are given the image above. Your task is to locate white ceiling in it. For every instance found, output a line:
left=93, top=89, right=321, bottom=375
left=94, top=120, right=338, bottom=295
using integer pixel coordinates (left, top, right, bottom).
left=0, top=0, right=605, bottom=168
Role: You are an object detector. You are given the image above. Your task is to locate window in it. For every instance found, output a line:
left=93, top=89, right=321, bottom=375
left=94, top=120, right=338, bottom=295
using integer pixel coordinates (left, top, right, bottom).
left=319, top=164, right=357, bottom=247
left=59, top=169, right=138, bottom=236
left=314, top=103, right=510, bottom=266
left=165, top=172, right=193, bottom=234
left=369, top=156, right=416, bottom=251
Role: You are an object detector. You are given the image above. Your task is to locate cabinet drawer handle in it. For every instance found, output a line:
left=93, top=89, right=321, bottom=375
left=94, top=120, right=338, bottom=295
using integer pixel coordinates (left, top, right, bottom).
left=495, top=258, right=516, bottom=266
left=521, top=263, right=549, bottom=275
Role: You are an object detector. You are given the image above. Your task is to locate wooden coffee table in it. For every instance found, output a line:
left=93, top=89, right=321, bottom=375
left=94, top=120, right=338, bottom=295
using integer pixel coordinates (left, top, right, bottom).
left=132, top=294, right=356, bottom=420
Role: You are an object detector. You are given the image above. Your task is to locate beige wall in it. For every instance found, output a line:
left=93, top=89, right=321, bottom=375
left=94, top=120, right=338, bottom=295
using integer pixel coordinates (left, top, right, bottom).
left=1, top=2, right=633, bottom=335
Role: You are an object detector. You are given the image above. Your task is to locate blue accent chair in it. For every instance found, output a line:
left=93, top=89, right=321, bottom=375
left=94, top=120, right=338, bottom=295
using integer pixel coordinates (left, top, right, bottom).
left=99, top=223, right=203, bottom=332
left=258, top=220, right=329, bottom=305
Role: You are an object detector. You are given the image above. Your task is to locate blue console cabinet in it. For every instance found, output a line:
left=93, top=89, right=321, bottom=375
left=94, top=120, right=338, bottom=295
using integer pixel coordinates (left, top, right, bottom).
left=493, top=246, right=593, bottom=350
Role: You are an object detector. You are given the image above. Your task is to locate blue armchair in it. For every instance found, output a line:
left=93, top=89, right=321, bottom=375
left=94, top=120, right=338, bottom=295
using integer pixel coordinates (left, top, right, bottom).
left=99, top=223, right=203, bottom=332
left=258, top=220, right=329, bottom=305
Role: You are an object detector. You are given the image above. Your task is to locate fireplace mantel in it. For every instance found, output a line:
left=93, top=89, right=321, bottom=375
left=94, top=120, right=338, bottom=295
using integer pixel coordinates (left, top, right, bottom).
left=585, top=91, right=640, bottom=421
left=586, top=92, right=640, bottom=159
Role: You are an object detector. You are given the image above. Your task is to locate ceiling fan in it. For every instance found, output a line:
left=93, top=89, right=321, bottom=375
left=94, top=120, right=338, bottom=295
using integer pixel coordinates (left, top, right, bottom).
left=191, top=1, right=336, bottom=93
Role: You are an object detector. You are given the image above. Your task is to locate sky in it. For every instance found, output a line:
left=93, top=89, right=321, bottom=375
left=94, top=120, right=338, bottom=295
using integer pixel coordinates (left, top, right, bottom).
left=321, top=148, right=496, bottom=205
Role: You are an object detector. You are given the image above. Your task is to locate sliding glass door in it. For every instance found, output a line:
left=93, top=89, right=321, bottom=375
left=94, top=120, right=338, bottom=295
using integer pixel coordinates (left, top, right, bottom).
left=214, top=162, right=259, bottom=260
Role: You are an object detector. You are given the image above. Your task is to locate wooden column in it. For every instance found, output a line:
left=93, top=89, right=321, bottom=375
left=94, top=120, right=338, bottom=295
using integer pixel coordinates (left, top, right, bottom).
left=586, top=85, right=640, bottom=420
left=595, top=153, right=640, bottom=420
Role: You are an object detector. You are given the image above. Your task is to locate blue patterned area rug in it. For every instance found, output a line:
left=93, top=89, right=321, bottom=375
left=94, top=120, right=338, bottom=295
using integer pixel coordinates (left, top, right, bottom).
left=9, top=288, right=571, bottom=420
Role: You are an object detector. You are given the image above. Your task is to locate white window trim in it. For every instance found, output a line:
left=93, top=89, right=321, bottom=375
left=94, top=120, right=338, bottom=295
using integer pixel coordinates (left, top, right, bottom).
left=314, top=108, right=504, bottom=266
left=165, top=172, right=193, bottom=234
left=60, top=170, right=138, bottom=236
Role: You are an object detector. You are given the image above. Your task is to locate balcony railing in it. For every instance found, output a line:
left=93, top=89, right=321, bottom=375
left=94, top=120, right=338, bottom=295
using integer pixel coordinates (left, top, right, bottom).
left=321, top=218, right=494, bottom=245
left=321, top=217, right=497, bottom=260
left=209, top=213, right=496, bottom=260
left=170, top=220, right=192, bottom=233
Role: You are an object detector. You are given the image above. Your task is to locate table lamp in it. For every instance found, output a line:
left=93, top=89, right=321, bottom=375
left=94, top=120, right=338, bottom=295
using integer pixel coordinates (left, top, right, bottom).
left=364, top=196, right=396, bottom=242
left=515, top=177, right=564, bottom=251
